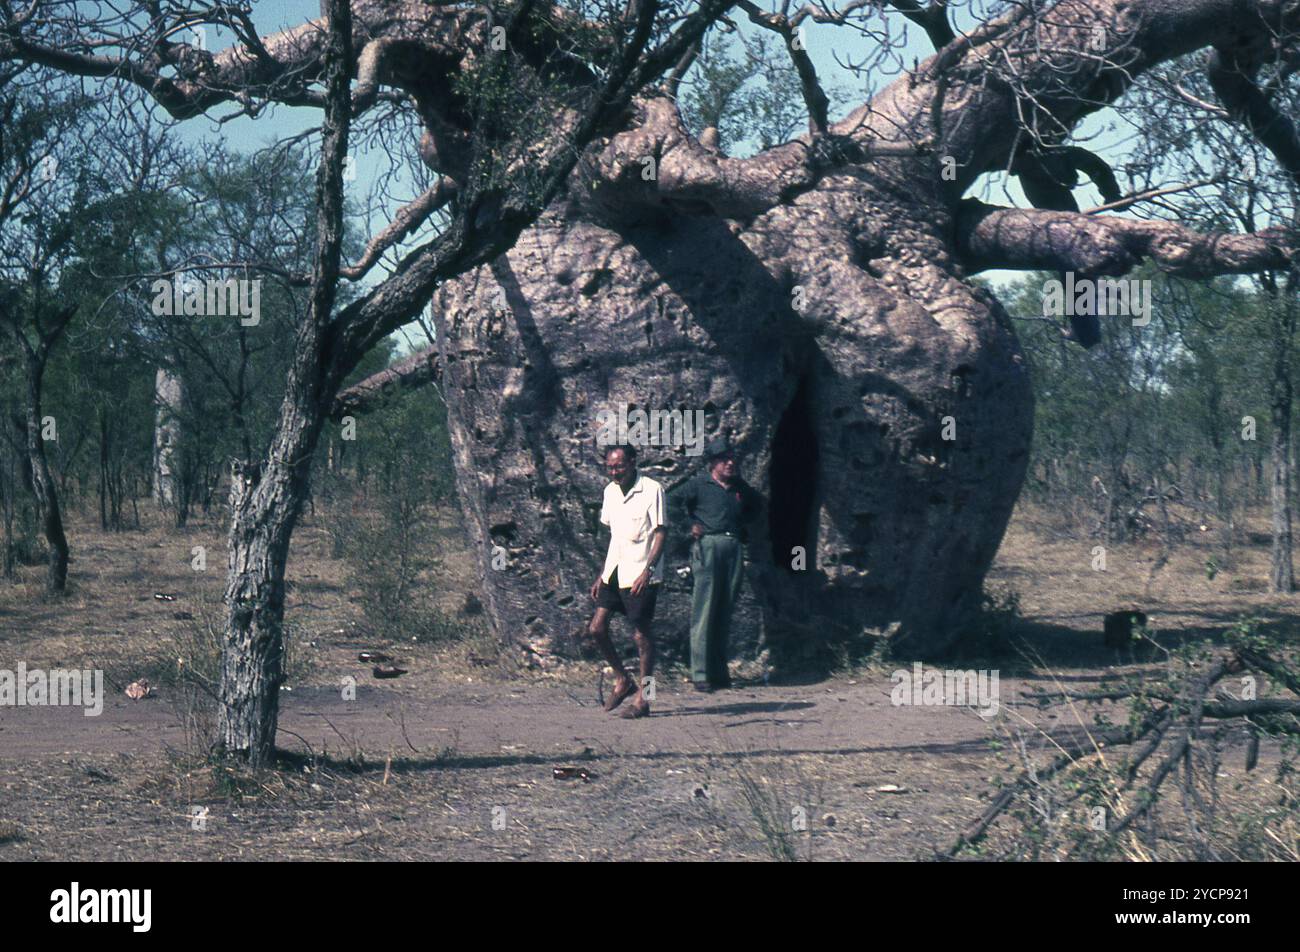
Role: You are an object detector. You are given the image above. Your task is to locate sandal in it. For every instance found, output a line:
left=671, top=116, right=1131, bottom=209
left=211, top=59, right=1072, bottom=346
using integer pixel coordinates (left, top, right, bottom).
left=619, top=699, right=650, bottom=719
left=603, top=677, right=638, bottom=712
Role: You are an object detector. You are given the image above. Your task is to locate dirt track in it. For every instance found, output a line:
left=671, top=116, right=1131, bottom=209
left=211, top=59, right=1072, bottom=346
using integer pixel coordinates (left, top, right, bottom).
left=0, top=670, right=1012, bottom=762
left=0, top=669, right=1050, bottom=861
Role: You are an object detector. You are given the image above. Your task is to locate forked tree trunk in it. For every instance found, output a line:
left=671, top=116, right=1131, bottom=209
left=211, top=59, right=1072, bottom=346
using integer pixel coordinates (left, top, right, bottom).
left=4, top=305, right=75, bottom=591
left=217, top=270, right=349, bottom=759
left=216, top=0, right=352, bottom=764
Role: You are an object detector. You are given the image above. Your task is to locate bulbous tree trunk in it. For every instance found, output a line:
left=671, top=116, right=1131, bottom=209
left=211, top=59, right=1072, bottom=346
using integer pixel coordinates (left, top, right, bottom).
left=435, top=156, right=1034, bottom=663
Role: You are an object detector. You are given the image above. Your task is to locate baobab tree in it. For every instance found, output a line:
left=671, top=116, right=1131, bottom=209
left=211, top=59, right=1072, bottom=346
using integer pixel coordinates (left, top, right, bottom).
left=343, top=0, right=1300, bottom=669
left=7, top=0, right=1300, bottom=760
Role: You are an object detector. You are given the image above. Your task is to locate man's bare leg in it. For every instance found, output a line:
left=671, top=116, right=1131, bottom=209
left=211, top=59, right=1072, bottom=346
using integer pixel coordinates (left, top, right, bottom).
left=621, top=626, right=654, bottom=717
left=588, top=607, right=636, bottom=708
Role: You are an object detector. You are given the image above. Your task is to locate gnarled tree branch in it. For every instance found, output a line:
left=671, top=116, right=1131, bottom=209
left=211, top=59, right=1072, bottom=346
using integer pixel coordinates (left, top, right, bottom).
left=957, top=199, right=1295, bottom=277
left=337, top=179, right=457, bottom=281
left=330, top=346, right=441, bottom=420
left=578, top=95, right=922, bottom=222
left=887, top=0, right=954, bottom=50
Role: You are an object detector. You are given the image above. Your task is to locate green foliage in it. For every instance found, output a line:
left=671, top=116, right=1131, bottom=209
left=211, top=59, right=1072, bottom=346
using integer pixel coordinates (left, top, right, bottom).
left=0, top=80, right=159, bottom=546
left=1003, top=269, right=1281, bottom=538
left=120, top=145, right=359, bottom=521
left=450, top=1, right=625, bottom=207
left=680, top=33, right=846, bottom=156
left=325, top=375, right=459, bottom=642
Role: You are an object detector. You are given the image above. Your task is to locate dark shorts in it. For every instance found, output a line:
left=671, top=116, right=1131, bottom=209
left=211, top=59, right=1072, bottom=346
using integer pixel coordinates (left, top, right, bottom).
left=596, top=569, right=660, bottom=629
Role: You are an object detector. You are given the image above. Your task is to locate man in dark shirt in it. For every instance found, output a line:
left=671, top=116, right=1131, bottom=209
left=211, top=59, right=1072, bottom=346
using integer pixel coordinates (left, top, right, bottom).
left=680, top=439, right=763, bottom=691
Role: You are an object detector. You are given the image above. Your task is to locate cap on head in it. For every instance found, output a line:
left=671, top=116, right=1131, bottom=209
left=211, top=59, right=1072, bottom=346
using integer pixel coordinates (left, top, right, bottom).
left=706, top=438, right=733, bottom=462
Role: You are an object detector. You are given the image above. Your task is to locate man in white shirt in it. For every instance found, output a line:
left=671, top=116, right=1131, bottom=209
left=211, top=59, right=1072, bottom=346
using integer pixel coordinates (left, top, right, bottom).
left=588, top=444, right=666, bottom=719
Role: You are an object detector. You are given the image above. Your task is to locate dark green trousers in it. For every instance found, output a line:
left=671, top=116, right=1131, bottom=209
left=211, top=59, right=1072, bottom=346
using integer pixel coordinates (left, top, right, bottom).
left=690, top=534, right=745, bottom=685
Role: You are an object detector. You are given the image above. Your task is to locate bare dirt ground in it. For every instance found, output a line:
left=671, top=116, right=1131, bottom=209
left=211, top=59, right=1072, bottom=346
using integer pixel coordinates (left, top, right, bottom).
left=1, top=501, right=1296, bottom=860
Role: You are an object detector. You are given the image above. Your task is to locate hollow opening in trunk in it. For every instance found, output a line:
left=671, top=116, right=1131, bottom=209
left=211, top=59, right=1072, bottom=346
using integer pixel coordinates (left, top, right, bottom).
left=769, top=377, right=819, bottom=571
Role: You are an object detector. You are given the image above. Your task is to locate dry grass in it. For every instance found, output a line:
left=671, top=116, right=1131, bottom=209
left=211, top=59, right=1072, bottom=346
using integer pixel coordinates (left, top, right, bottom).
left=1, top=497, right=1297, bottom=860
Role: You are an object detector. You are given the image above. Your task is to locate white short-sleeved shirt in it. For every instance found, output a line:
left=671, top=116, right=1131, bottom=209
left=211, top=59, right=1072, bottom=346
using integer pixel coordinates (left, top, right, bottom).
left=600, top=475, right=666, bottom=587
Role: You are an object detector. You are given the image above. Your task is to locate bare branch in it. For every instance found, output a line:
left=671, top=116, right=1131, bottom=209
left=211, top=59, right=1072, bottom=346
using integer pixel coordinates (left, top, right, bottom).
left=957, top=199, right=1295, bottom=277
left=338, top=180, right=456, bottom=281
left=736, top=0, right=829, bottom=133
left=330, top=346, right=440, bottom=420
left=1082, top=179, right=1222, bottom=215
left=886, top=0, right=954, bottom=50
left=663, top=38, right=700, bottom=101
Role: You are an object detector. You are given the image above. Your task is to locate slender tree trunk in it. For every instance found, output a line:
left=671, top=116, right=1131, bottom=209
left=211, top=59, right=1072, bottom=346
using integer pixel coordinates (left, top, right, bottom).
left=1269, top=294, right=1296, bottom=592
left=1263, top=268, right=1298, bottom=591
left=1214, top=457, right=1227, bottom=520
left=217, top=417, right=322, bottom=761
left=1206, top=380, right=1228, bottom=518
left=1268, top=405, right=1294, bottom=591
left=153, top=367, right=183, bottom=513
left=98, top=407, right=109, bottom=530
left=22, top=354, right=68, bottom=592
left=1, top=449, right=14, bottom=578
left=234, top=327, right=253, bottom=462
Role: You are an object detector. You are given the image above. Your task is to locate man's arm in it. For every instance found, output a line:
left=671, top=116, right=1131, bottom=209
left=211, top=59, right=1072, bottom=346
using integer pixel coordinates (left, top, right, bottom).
left=679, top=479, right=696, bottom=518
left=676, top=478, right=707, bottom=538
left=630, top=527, right=666, bottom=596
left=680, top=477, right=705, bottom=539
left=630, top=484, right=668, bottom=596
